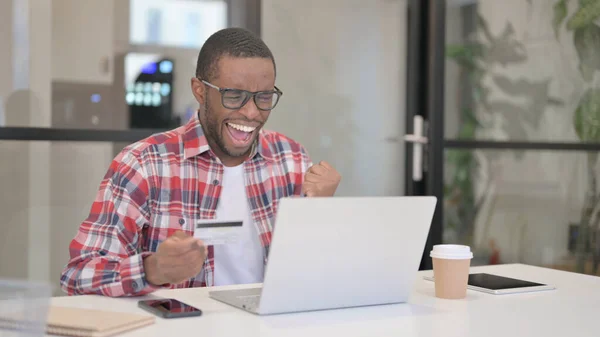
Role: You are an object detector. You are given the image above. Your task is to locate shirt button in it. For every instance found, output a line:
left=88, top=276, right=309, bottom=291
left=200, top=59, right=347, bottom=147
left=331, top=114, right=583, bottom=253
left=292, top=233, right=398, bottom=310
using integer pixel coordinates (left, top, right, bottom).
left=132, top=281, right=139, bottom=290
left=212, top=179, right=219, bottom=185
left=178, top=218, right=185, bottom=225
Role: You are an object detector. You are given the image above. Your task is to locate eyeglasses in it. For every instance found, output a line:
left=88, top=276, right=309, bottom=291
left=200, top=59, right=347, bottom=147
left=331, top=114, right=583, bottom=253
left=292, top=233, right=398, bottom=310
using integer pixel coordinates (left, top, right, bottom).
left=201, top=79, right=282, bottom=111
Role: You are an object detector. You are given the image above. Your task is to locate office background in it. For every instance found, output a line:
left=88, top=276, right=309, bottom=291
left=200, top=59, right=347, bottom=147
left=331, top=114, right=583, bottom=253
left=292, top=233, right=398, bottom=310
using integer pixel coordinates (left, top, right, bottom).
left=1, top=0, right=599, bottom=296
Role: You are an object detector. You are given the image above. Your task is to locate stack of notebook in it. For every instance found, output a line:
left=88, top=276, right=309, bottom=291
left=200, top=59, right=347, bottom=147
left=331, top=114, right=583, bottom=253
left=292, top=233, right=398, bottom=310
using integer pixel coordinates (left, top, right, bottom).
left=0, top=305, right=155, bottom=337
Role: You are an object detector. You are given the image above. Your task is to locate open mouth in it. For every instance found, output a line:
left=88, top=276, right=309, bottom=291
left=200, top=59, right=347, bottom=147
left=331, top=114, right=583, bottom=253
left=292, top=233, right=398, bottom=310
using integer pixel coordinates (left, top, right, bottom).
left=225, top=122, right=257, bottom=147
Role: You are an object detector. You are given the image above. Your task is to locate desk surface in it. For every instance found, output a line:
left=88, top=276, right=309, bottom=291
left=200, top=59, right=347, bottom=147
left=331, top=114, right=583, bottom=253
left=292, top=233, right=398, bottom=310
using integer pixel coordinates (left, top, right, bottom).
left=49, top=264, right=599, bottom=337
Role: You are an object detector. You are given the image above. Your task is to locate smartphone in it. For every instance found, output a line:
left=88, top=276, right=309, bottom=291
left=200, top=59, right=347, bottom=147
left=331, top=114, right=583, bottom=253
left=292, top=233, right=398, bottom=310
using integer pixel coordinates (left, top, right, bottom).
left=138, top=298, right=202, bottom=318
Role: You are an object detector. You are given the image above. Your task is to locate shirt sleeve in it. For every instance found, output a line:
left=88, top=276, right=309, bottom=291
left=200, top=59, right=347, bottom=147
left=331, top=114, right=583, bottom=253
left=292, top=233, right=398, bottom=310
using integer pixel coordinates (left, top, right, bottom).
left=300, top=145, right=313, bottom=174
left=296, top=145, right=313, bottom=197
left=59, top=149, right=166, bottom=297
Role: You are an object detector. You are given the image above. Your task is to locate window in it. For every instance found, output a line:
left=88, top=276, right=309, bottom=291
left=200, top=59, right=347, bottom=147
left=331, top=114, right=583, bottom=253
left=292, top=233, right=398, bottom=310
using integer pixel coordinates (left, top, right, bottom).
left=130, top=0, right=228, bottom=49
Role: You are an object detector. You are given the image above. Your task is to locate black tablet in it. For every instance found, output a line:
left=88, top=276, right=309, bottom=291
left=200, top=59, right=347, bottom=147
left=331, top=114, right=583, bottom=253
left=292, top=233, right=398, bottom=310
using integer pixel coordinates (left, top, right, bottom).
left=424, top=272, right=555, bottom=294
left=467, top=273, right=555, bottom=294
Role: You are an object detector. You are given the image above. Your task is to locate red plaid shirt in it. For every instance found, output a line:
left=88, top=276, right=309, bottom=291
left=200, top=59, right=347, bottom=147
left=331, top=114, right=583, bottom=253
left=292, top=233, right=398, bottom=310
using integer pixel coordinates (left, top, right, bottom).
left=60, top=114, right=312, bottom=296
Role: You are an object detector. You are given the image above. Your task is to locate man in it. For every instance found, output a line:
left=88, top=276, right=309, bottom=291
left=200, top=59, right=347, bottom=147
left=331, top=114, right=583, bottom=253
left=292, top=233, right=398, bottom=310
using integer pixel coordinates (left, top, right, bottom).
left=59, top=28, right=341, bottom=297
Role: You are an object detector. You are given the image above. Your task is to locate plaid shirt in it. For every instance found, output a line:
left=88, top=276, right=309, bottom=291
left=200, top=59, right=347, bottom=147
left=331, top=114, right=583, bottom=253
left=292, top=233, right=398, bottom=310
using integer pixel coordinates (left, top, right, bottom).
left=60, top=114, right=312, bottom=297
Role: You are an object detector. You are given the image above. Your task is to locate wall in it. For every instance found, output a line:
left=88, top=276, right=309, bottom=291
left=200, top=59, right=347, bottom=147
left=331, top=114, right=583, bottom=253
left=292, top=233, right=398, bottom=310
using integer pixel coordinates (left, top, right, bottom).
left=0, top=0, right=52, bottom=287
left=0, top=1, right=12, bottom=115
left=47, top=0, right=118, bottom=295
left=0, top=0, right=121, bottom=294
left=0, top=0, right=20, bottom=279
left=261, top=0, right=407, bottom=197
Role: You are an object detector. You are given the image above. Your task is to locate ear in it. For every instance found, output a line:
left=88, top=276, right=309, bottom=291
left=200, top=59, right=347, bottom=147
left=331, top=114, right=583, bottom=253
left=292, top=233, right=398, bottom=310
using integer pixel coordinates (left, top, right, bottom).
left=191, top=77, right=206, bottom=106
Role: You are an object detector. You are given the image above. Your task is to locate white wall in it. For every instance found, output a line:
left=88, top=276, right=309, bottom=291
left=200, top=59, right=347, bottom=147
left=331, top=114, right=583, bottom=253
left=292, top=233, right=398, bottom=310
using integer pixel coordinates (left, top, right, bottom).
left=0, top=0, right=24, bottom=280
left=0, top=0, right=118, bottom=295
left=0, top=0, right=52, bottom=287
left=0, top=1, right=12, bottom=114
left=261, top=0, right=407, bottom=197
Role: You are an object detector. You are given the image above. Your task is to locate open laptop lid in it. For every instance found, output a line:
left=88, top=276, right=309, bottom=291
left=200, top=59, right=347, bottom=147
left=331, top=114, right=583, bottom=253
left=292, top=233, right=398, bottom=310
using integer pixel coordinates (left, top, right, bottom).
left=257, top=196, right=437, bottom=315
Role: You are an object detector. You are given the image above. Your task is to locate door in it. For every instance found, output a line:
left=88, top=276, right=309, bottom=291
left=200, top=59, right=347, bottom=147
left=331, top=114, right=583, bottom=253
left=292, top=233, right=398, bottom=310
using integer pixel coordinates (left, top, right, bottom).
left=406, top=0, right=600, bottom=277
left=404, top=0, right=446, bottom=270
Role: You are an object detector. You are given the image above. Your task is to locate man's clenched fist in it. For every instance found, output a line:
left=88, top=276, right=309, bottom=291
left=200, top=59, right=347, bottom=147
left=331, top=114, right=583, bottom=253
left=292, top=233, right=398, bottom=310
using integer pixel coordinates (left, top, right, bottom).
left=144, top=231, right=207, bottom=286
left=302, top=161, right=341, bottom=197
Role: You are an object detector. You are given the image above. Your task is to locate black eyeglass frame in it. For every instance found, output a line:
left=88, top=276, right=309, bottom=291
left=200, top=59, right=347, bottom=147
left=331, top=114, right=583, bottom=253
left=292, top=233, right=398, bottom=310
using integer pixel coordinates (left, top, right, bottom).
left=200, top=79, right=283, bottom=111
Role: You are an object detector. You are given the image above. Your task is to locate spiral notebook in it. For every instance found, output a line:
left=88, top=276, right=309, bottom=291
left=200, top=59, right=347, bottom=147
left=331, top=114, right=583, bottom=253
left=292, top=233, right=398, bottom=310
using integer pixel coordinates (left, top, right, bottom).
left=0, top=305, right=155, bottom=337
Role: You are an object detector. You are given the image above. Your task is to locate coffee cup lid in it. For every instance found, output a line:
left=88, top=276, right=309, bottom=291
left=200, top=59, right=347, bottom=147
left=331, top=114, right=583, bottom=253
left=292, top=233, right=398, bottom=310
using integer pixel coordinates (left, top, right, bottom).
left=430, top=244, right=473, bottom=259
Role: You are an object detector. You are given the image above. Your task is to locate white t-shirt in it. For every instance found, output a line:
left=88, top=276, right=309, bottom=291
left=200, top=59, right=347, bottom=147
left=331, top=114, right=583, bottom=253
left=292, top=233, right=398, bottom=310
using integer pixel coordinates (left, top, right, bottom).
left=213, top=164, right=265, bottom=286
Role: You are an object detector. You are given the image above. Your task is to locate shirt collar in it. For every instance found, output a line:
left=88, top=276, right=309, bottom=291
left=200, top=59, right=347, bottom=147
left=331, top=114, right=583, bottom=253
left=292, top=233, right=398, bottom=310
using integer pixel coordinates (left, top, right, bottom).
left=182, top=112, right=273, bottom=162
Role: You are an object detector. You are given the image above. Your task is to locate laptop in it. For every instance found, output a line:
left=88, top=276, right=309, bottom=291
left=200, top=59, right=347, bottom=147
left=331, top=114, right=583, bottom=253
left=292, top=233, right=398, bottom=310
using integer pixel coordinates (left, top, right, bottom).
left=208, top=196, right=437, bottom=315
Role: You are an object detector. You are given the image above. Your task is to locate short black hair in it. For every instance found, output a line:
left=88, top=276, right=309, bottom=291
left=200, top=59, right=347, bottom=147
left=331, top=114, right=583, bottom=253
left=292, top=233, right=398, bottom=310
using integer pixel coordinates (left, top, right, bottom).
left=195, top=27, right=276, bottom=81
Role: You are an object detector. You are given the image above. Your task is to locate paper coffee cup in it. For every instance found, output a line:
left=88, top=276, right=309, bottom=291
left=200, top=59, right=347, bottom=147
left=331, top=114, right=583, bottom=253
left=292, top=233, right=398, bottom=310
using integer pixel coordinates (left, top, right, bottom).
left=430, top=245, right=473, bottom=299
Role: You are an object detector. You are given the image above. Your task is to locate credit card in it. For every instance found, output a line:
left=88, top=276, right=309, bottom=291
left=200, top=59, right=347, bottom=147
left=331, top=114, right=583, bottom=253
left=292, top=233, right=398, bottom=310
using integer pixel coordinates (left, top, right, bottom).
left=194, top=220, right=243, bottom=245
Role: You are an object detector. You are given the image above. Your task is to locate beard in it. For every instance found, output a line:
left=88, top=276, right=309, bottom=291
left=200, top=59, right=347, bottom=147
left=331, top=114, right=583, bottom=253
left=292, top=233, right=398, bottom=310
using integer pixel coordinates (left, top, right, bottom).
left=202, top=97, right=255, bottom=158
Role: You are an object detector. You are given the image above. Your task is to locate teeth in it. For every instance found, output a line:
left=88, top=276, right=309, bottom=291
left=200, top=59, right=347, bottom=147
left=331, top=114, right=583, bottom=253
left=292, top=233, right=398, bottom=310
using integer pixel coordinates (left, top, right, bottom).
left=228, top=123, right=256, bottom=133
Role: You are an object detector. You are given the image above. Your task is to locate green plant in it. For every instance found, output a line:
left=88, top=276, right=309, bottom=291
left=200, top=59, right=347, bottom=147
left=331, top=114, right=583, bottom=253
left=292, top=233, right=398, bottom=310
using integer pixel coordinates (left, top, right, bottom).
left=444, top=41, right=485, bottom=246
left=553, top=0, right=600, bottom=274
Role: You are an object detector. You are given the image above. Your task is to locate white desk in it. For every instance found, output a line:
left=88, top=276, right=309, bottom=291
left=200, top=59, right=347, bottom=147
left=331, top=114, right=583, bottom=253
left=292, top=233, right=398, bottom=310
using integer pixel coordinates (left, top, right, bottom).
left=48, top=264, right=599, bottom=337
